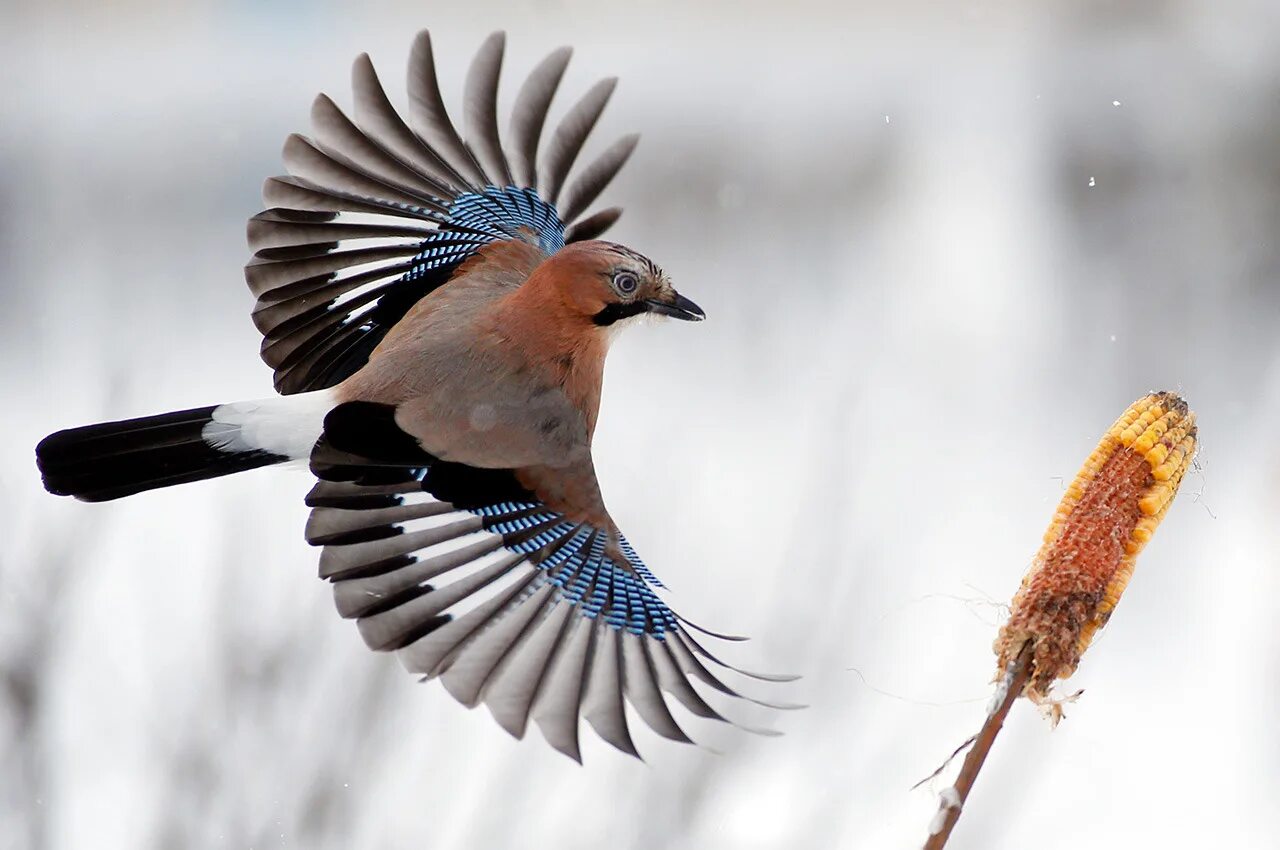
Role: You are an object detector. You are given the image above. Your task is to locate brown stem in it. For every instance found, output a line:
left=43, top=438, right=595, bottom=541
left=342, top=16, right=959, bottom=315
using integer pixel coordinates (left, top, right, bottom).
left=921, top=642, right=1034, bottom=850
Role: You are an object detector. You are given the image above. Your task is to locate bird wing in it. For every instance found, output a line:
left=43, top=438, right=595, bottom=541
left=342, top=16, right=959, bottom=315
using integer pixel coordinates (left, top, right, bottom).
left=307, top=402, right=798, bottom=761
left=246, top=30, right=639, bottom=395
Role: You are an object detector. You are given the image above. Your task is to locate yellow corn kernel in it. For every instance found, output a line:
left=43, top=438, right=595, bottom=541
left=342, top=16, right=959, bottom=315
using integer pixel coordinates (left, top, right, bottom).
left=993, top=392, right=1197, bottom=699
left=1138, top=488, right=1167, bottom=516
left=1144, top=442, right=1169, bottom=468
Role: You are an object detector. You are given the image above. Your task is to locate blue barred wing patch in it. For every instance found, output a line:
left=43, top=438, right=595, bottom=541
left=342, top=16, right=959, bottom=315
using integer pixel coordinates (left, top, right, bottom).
left=402, top=186, right=566, bottom=284
left=470, top=499, right=678, bottom=638
left=449, top=186, right=566, bottom=252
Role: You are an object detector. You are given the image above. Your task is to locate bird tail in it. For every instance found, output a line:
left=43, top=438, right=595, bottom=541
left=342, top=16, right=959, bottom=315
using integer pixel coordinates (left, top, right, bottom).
left=36, top=390, right=336, bottom=502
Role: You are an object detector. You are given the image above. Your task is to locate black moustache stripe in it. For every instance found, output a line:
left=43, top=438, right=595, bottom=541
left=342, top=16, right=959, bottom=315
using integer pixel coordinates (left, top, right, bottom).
left=592, top=301, right=648, bottom=326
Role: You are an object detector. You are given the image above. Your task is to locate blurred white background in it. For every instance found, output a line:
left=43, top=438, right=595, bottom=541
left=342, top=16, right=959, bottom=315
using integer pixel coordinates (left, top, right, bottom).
left=3, top=1, right=1279, bottom=848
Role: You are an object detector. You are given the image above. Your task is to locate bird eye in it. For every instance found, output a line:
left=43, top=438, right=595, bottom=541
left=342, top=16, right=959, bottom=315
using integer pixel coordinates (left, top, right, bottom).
left=612, top=271, right=639, bottom=295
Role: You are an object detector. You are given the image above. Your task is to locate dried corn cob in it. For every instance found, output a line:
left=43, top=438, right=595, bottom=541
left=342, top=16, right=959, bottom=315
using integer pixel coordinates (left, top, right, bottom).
left=993, top=391, right=1198, bottom=699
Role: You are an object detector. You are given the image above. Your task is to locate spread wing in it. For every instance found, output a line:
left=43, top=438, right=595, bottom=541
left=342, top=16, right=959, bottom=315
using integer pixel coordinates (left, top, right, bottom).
left=246, top=30, right=639, bottom=395
left=307, top=402, right=798, bottom=761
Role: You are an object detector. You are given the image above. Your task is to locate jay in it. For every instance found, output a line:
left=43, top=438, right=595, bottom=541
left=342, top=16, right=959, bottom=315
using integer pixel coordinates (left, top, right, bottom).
left=36, top=30, right=794, bottom=760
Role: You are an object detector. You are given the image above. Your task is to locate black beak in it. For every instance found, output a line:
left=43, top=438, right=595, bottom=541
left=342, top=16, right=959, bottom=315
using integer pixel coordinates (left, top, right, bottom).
left=644, top=293, right=706, bottom=322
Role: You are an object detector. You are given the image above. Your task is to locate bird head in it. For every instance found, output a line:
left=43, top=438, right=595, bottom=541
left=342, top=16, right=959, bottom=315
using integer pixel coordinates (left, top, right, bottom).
left=543, top=240, right=705, bottom=329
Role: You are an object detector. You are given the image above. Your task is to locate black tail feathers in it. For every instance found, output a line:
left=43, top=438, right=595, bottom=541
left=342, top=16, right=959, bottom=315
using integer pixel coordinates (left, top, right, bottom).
left=36, top=405, right=287, bottom=502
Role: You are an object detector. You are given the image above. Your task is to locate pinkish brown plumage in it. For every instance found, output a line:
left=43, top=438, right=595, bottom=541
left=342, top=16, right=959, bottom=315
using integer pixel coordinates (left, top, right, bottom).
left=338, top=237, right=687, bottom=532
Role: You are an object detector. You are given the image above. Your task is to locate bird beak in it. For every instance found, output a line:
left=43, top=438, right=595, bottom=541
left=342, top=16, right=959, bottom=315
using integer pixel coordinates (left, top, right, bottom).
left=644, top=293, right=706, bottom=322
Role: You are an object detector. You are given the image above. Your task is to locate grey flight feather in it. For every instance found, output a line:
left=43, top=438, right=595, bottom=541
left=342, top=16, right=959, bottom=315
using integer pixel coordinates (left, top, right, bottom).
left=262, top=175, right=431, bottom=221
left=247, top=209, right=432, bottom=252
left=648, top=641, right=783, bottom=738
left=530, top=614, right=593, bottom=761
left=508, top=46, right=573, bottom=189
left=621, top=632, right=693, bottom=744
left=539, top=77, right=617, bottom=204
left=463, top=31, right=514, bottom=187
left=305, top=499, right=458, bottom=545
left=558, top=133, right=639, bottom=224
left=331, top=538, right=505, bottom=618
left=482, top=593, right=576, bottom=739
left=257, top=267, right=412, bottom=369
left=318, top=516, right=484, bottom=580
left=356, top=551, right=527, bottom=651
left=564, top=207, right=622, bottom=243
left=406, top=29, right=487, bottom=188
left=580, top=625, right=639, bottom=757
left=439, top=580, right=558, bottom=709
left=647, top=640, right=727, bottom=721
left=307, top=478, right=427, bottom=504
left=311, top=93, right=451, bottom=200
left=679, top=631, right=802, bottom=683
left=351, top=52, right=466, bottom=191
left=282, top=133, right=443, bottom=211
left=667, top=635, right=806, bottom=711
left=245, top=243, right=419, bottom=298
left=398, top=570, right=543, bottom=677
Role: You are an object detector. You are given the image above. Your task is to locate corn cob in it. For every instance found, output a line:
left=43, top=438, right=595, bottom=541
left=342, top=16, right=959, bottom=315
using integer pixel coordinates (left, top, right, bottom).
left=993, top=391, right=1198, bottom=699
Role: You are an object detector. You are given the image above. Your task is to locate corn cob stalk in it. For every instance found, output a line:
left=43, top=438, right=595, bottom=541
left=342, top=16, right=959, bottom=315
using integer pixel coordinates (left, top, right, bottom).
left=923, top=391, right=1197, bottom=850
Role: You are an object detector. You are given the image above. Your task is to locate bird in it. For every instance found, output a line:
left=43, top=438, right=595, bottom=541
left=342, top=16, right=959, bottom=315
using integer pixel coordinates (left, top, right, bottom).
left=32, top=29, right=798, bottom=757
left=34, top=29, right=796, bottom=761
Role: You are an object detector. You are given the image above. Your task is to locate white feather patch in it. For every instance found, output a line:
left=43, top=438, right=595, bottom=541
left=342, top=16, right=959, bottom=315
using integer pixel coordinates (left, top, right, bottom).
left=203, top=390, right=336, bottom=459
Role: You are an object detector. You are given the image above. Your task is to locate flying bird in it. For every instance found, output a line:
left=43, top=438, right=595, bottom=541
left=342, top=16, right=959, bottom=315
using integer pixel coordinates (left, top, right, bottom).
left=35, top=30, right=795, bottom=760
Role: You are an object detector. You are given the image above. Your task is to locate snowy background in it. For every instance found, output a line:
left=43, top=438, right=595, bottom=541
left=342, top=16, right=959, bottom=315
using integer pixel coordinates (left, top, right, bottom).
left=3, top=1, right=1280, bottom=848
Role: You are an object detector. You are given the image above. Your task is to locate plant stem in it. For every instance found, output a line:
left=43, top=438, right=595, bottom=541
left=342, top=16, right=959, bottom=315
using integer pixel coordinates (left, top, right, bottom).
left=922, top=642, right=1033, bottom=850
